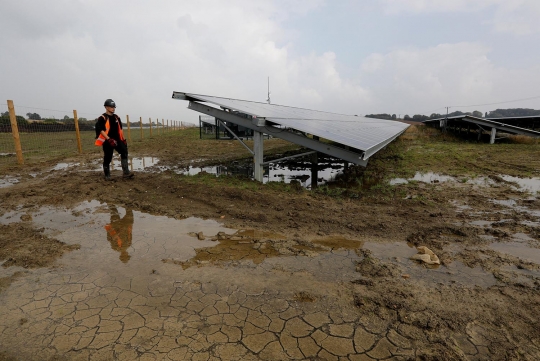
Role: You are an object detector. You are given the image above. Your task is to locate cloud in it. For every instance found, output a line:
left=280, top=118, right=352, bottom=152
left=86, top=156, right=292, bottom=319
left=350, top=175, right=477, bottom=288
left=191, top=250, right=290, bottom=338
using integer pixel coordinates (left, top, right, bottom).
left=380, top=0, right=499, bottom=14
left=359, top=42, right=540, bottom=114
left=380, top=0, right=540, bottom=35
left=490, top=1, right=540, bottom=35
left=0, top=0, right=538, bottom=124
left=0, top=0, right=369, bottom=121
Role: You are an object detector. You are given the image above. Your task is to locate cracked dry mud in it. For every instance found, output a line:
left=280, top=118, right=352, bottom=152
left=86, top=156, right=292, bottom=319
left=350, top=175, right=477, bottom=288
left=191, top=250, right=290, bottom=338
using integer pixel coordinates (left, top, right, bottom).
left=1, top=131, right=540, bottom=360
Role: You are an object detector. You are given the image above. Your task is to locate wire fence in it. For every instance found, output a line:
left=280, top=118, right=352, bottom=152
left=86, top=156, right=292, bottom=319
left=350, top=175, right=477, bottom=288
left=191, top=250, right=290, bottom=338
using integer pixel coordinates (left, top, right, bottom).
left=0, top=101, right=192, bottom=167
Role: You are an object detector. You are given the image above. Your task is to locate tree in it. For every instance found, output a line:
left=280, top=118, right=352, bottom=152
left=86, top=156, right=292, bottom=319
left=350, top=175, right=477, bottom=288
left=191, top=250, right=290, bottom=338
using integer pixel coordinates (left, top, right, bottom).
left=0, top=114, right=27, bottom=125
left=391, top=114, right=397, bottom=120
left=472, top=110, right=483, bottom=118
left=365, top=113, right=393, bottom=120
left=404, top=115, right=411, bottom=120
left=26, top=112, right=41, bottom=120
left=486, top=108, right=540, bottom=118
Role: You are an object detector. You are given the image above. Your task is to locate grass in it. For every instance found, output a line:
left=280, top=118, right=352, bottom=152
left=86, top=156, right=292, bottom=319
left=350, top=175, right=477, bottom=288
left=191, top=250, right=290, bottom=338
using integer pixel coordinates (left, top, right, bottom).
left=0, top=127, right=190, bottom=170
left=174, top=123, right=540, bottom=200
left=3, top=124, right=540, bottom=201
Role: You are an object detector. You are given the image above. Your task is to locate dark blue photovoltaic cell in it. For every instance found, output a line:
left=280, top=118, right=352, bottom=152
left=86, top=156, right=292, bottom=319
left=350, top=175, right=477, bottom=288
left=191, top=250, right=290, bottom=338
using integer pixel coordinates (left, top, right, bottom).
left=176, top=92, right=409, bottom=159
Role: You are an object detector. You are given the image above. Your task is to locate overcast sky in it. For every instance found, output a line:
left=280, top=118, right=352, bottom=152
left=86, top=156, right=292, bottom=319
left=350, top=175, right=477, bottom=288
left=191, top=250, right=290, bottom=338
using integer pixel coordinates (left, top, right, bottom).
left=1, top=0, right=539, bottom=123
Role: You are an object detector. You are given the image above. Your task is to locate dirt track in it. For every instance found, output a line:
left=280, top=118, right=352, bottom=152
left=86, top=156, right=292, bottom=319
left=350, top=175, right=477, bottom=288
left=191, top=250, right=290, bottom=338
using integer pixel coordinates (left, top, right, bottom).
left=0, top=127, right=539, bottom=360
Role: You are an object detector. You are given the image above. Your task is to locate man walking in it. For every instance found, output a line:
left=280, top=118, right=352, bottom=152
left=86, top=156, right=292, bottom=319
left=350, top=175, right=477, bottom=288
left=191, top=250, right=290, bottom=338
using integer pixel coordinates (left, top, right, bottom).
left=95, top=99, right=134, bottom=180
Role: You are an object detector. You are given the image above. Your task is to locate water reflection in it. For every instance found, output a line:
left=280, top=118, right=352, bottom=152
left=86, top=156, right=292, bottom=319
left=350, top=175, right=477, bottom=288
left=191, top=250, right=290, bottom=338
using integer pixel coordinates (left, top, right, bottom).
left=182, top=158, right=345, bottom=188
left=105, top=206, right=134, bottom=263
left=501, top=175, right=540, bottom=194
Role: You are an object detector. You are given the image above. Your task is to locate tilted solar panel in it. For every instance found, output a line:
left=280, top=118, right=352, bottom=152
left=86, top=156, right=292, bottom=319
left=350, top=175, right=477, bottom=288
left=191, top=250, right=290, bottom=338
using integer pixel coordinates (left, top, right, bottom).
left=173, top=92, right=409, bottom=159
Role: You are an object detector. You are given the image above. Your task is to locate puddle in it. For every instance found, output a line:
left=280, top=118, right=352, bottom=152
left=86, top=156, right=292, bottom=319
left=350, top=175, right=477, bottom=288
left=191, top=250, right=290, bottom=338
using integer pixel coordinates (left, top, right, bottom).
left=0, top=176, right=19, bottom=188
left=450, top=200, right=472, bottom=212
left=470, top=220, right=492, bottom=227
left=51, top=162, right=80, bottom=171
left=1, top=202, right=499, bottom=289
left=100, top=157, right=160, bottom=172
left=389, top=178, right=408, bottom=185
left=361, top=242, right=497, bottom=287
left=491, top=199, right=518, bottom=207
left=499, top=265, right=540, bottom=286
left=490, top=242, right=540, bottom=264
left=390, top=172, right=457, bottom=186
left=521, top=220, right=540, bottom=227
left=389, top=173, right=540, bottom=194
left=489, top=198, right=540, bottom=218
left=501, top=175, right=540, bottom=194
left=512, top=232, right=535, bottom=242
left=411, top=172, right=455, bottom=183
left=94, top=155, right=345, bottom=187
left=1, top=201, right=236, bottom=272
left=466, top=177, right=497, bottom=186
left=479, top=234, right=497, bottom=241
left=182, top=157, right=347, bottom=188
left=312, top=236, right=363, bottom=250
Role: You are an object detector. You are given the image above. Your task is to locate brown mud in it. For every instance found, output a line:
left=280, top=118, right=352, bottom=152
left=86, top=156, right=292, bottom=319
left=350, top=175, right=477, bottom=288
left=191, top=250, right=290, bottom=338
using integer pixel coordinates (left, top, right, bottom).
left=0, top=127, right=539, bottom=360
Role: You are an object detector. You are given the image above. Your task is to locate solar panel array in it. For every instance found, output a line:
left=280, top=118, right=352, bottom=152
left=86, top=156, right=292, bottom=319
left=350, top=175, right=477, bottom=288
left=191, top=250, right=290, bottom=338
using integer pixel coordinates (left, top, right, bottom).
left=174, top=92, right=409, bottom=159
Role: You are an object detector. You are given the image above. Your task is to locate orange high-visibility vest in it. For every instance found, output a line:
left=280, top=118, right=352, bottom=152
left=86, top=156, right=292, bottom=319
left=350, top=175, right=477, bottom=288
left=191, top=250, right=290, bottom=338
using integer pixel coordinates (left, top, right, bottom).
left=105, top=224, right=132, bottom=248
left=95, top=115, right=126, bottom=146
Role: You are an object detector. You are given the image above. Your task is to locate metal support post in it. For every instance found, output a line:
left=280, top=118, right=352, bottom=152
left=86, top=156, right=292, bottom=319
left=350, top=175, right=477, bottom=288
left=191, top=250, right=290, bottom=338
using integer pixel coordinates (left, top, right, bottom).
left=311, top=151, right=318, bottom=189
left=490, top=127, right=496, bottom=144
left=253, top=131, right=264, bottom=182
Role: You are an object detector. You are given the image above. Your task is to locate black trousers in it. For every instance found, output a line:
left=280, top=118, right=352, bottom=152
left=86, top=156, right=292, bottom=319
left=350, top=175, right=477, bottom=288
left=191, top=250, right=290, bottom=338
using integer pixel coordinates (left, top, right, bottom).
left=103, top=140, right=128, bottom=167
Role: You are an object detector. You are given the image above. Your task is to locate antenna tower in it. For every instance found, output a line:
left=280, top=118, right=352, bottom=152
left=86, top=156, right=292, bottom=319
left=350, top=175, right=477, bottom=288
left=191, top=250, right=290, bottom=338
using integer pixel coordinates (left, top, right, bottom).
left=266, top=77, right=271, bottom=104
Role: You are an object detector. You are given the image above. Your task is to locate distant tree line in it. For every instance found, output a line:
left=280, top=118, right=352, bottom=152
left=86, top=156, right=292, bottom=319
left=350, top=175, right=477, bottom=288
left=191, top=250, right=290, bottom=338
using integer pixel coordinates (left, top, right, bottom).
left=366, top=108, right=539, bottom=121
left=0, top=111, right=95, bottom=132
left=486, top=108, right=540, bottom=118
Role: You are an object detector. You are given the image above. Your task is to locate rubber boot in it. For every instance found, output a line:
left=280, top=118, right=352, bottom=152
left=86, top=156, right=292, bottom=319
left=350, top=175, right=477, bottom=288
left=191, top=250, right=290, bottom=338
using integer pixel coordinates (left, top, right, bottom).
left=103, top=165, right=111, bottom=181
left=121, top=158, right=134, bottom=178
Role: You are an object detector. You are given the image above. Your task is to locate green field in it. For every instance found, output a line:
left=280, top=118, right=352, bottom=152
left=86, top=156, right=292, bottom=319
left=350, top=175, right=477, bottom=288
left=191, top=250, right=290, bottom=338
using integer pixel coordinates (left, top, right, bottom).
left=0, top=127, right=178, bottom=168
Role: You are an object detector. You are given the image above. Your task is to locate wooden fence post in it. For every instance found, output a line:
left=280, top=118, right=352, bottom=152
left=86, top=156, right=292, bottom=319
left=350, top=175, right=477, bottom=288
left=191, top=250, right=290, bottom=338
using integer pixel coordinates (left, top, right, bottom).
left=7, top=100, right=24, bottom=165
left=126, top=115, right=131, bottom=143
left=167, top=119, right=169, bottom=132
left=149, top=117, right=153, bottom=136
left=139, top=117, right=143, bottom=140
left=73, top=109, right=82, bottom=154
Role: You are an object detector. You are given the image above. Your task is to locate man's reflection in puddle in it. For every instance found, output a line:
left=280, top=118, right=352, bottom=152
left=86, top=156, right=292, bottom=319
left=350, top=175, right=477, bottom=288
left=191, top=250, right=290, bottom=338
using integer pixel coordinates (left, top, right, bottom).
left=104, top=206, right=134, bottom=263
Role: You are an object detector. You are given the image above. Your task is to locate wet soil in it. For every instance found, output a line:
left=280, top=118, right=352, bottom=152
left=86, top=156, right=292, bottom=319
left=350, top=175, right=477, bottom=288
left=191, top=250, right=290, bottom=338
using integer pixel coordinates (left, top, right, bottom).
left=0, top=127, right=539, bottom=360
left=0, top=222, right=80, bottom=268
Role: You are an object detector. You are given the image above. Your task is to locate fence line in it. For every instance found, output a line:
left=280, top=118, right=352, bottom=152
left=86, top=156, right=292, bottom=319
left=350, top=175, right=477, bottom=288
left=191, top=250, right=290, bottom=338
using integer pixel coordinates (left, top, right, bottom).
left=1, top=100, right=190, bottom=167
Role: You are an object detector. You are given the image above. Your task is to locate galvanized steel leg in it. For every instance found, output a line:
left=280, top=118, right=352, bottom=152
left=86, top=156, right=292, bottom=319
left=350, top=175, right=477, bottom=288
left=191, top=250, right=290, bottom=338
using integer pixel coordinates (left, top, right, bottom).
left=253, top=131, right=264, bottom=182
left=311, top=151, right=318, bottom=189
left=490, top=127, right=496, bottom=144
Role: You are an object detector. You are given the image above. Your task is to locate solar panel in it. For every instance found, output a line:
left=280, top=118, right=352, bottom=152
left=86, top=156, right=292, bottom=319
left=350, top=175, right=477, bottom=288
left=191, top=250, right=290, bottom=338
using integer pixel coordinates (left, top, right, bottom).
left=173, top=92, right=409, bottom=160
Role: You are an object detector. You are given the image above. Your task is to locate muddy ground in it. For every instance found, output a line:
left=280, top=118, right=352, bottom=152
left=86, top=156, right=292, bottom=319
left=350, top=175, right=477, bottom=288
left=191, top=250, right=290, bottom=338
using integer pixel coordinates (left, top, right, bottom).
left=0, top=126, right=539, bottom=360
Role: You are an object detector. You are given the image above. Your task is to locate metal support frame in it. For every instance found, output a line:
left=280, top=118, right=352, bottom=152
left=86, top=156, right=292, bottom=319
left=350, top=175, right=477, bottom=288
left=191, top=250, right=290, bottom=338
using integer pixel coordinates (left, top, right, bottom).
left=188, top=101, right=368, bottom=167
left=253, top=131, right=264, bottom=182
left=311, top=154, right=318, bottom=189
left=217, top=119, right=254, bottom=155
left=261, top=151, right=317, bottom=166
left=490, top=127, right=497, bottom=144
